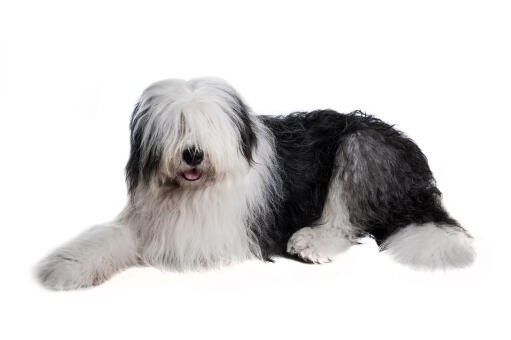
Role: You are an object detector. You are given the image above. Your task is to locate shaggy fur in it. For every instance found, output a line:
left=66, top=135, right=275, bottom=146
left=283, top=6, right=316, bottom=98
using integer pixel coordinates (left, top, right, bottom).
left=37, top=77, right=475, bottom=290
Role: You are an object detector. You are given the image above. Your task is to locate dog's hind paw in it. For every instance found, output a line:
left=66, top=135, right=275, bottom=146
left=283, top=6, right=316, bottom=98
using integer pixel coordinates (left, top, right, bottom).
left=287, top=226, right=353, bottom=264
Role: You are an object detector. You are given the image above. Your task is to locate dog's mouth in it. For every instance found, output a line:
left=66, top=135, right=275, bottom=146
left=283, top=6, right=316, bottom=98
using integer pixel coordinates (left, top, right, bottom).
left=182, top=168, right=202, bottom=181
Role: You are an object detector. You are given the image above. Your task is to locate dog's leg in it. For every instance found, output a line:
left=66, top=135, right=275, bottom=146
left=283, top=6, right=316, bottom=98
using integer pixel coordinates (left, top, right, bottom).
left=287, top=171, right=357, bottom=264
left=37, top=223, right=138, bottom=290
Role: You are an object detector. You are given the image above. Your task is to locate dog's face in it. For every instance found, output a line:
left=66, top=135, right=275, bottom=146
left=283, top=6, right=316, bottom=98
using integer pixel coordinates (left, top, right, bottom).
left=126, top=78, right=256, bottom=193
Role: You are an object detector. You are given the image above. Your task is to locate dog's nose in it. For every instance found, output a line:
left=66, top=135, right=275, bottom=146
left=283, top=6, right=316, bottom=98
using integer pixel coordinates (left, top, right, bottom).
left=182, top=147, right=204, bottom=166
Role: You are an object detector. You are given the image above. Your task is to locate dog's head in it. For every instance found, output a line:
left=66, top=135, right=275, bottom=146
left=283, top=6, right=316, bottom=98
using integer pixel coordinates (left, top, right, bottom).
left=126, top=78, right=256, bottom=193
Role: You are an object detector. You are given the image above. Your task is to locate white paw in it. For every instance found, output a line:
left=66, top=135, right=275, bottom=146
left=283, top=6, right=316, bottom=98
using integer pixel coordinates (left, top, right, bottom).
left=287, top=227, right=334, bottom=264
left=37, top=254, right=101, bottom=290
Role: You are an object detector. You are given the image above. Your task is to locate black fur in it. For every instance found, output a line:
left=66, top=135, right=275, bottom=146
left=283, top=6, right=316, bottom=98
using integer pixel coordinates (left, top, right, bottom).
left=228, top=92, right=257, bottom=164
left=256, top=110, right=458, bottom=256
left=125, top=103, right=163, bottom=194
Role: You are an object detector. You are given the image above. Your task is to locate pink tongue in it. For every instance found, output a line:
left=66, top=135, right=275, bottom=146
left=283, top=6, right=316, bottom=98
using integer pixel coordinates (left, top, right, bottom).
left=183, top=169, right=200, bottom=180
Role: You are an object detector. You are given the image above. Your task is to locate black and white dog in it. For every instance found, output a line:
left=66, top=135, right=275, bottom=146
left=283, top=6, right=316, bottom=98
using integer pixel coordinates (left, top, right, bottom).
left=37, top=78, right=475, bottom=290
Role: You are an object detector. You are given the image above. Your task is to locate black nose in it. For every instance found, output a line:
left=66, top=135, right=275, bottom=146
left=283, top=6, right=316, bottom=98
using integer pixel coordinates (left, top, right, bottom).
left=182, top=147, right=204, bottom=166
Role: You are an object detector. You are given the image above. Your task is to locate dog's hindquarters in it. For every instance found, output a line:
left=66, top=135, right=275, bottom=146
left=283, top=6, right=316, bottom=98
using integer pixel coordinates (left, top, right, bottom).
left=337, top=127, right=474, bottom=269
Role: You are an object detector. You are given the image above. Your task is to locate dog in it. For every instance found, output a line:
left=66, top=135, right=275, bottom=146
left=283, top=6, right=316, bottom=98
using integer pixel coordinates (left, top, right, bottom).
left=37, top=77, right=475, bottom=290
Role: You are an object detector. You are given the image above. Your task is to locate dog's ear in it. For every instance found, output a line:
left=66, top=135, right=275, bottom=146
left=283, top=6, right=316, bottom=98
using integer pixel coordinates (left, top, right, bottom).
left=125, top=102, right=144, bottom=194
left=229, top=93, right=257, bottom=164
left=125, top=102, right=161, bottom=194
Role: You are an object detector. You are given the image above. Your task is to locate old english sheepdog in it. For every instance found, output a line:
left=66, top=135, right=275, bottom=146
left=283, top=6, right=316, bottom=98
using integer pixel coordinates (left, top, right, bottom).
left=37, top=78, right=475, bottom=290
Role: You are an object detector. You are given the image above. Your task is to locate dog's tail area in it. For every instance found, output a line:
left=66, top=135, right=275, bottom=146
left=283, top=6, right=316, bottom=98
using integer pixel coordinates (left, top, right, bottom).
left=381, top=222, right=475, bottom=270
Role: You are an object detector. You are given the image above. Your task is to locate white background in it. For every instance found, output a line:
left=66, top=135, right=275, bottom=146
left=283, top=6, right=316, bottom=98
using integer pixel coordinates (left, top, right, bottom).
left=1, top=1, right=510, bottom=339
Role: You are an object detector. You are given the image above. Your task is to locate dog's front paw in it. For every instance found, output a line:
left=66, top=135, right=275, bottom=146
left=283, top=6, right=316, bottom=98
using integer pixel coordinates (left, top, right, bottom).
left=36, top=254, right=100, bottom=290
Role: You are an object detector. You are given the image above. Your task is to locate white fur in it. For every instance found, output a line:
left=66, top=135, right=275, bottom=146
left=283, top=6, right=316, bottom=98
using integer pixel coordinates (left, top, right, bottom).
left=122, top=126, right=277, bottom=271
left=37, top=78, right=281, bottom=289
left=381, top=223, right=475, bottom=270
